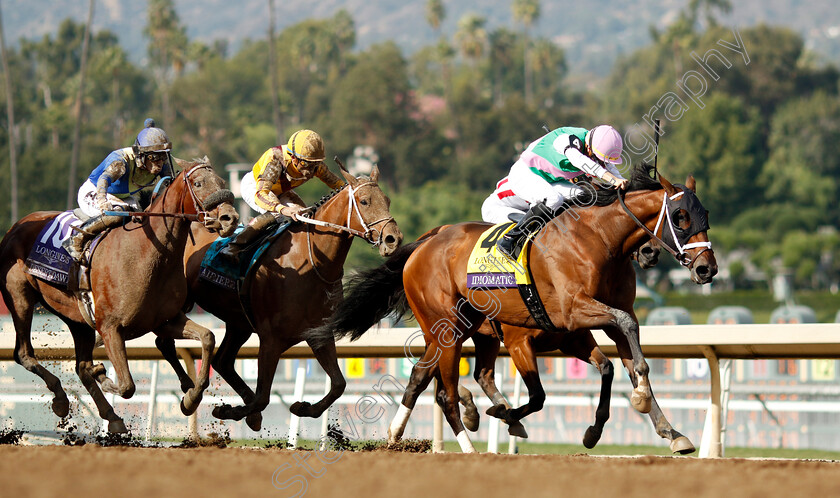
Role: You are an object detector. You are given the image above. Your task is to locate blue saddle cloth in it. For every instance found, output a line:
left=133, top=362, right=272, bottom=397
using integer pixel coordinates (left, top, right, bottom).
left=198, top=221, right=292, bottom=291
left=25, top=211, right=85, bottom=288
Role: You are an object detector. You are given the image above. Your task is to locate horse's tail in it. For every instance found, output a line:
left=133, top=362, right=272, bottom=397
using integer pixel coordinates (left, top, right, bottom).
left=312, top=240, right=423, bottom=343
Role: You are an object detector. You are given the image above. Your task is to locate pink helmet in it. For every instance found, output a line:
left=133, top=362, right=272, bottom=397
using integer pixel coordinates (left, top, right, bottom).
left=586, top=125, right=623, bottom=165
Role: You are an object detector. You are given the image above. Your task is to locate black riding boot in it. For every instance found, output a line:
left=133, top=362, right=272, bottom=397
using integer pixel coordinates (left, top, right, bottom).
left=496, top=202, right=553, bottom=260
left=62, top=214, right=125, bottom=265
left=218, top=212, right=280, bottom=263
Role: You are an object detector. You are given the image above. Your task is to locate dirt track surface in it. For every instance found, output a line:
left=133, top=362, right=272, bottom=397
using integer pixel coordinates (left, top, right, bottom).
left=3, top=446, right=840, bottom=497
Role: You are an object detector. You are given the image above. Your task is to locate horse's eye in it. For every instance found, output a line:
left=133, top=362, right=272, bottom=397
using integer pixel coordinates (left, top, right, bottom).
left=360, top=198, right=369, bottom=206
left=194, top=181, right=202, bottom=188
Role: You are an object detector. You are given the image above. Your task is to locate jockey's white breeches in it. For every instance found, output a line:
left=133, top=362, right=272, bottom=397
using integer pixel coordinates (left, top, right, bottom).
left=481, top=161, right=586, bottom=224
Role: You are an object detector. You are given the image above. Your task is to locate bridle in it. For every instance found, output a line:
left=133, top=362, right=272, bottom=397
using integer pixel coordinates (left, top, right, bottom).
left=296, top=180, right=396, bottom=285
left=296, top=181, right=396, bottom=247
left=618, top=189, right=712, bottom=269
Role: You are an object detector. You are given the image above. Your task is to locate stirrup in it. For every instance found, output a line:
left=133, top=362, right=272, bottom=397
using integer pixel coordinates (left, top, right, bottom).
left=496, top=236, right=516, bottom=259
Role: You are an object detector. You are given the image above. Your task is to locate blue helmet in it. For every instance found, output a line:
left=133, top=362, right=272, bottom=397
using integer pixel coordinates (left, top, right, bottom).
left=133, top=118, right=172, bottom=156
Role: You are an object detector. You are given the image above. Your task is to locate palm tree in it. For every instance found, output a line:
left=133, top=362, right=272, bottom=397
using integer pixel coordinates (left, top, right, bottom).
left=489, top=28, right=517, bottom=107
left=0, top=0, right=17, bottom=221
left=426, top=0, right=445, bottom=35
left=66, top=0, right=94, bottom=209
left=454, top=14, right=488, bottom=67
left=512, top=0, right=540, bottom=105
left=268, top=0, right=282, bottom=144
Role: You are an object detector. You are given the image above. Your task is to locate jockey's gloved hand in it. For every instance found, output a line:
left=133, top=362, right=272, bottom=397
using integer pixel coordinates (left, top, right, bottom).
left=278, top=204, right=305, bottom=221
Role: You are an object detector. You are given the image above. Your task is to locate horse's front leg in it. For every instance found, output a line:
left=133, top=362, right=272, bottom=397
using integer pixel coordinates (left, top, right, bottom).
left=572, top=296, right=652, bottom=414
left=210, top=325, right=262, bottom=431
left=559, top=330, right=614, bottom=449
left=291, top=336, right=346, bottom=418
left=154, top=314, right=215, bottom=415
left=99, top=327, right=136, bottom=399
left=604, top=325, right=695, bottom=454
left=504, top=336, right=546, bottom=423
left=69, top=323, right=128, bottom=433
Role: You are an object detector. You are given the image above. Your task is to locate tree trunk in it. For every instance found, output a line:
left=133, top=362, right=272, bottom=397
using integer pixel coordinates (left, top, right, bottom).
left=67, top=0, right=94, bottom=209
left=0, top=1, right=18, bottom=222
left=268, top=0, right=283, bottom=144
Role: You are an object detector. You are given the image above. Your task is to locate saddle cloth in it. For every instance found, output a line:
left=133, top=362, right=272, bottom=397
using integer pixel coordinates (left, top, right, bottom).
left=198, top=221, right=292, bottom=291
left=24, top=212, right=85, bottom=288
left=465, top=223, right=533, bottom=289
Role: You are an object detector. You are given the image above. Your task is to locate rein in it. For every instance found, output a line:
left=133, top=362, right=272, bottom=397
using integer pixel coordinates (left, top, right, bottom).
left=296, top=181, right=395, bottom=246
left=297, top=180, right=395, bottom=285
left=103, top=163, right=229, bottom=228
left=618, top=189, right=712, bottom=268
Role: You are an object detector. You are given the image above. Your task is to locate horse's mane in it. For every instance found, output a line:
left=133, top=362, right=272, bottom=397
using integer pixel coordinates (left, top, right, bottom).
left=571, top=163, right=662, bottom=208
left=311, top=183, right=350, bottom=214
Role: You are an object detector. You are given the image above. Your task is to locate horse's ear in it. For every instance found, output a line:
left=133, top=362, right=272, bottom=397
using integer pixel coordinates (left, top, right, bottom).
left=685, top=175, right=696, bottom=192
left=173, top=157, right=190, bottom=170
left=659, top=174, right=677, bottom=196
left=370, top=164, right=380, bottom=183
left=340, top=167, right=356, bottom=186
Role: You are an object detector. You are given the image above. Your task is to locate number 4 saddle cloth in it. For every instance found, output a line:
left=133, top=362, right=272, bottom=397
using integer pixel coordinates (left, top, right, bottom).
left=465, top=223, right=534, bottom=289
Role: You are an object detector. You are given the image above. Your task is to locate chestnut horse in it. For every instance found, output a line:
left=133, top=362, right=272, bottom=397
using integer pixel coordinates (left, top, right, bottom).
left=166, top=165, right=403, bottom=429
left=0, top=158, right=238, bottom=432
left=318, top=164, right=716, bottom=452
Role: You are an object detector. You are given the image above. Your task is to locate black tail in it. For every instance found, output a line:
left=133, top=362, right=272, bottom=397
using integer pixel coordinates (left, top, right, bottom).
left=312, top=240, right=423, bottom=343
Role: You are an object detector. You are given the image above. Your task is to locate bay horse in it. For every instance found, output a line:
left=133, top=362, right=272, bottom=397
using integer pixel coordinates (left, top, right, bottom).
left=170, top=164, right=403, bottom=429
left=317, top=164, right=716, bottom=452
left=0, top=157, right=239, bottom=433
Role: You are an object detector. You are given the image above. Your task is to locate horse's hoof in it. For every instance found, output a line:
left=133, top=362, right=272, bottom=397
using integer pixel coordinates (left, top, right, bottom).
left=387, top=428, right=401, bottom=446
left=108, top=419, right=128, bottom=434
left=52, top=397, right=70, bottom=418
left=179, top=379, right=195, bottom=394
left=462, top=403, right=480, bottom=433
left=631, top=391, right=652, bottom=414
left=583, top=425, right=602, bottom=449
left=180, top=390, right=203, bottom=416
left=212, top=404, right=231, bottom=420
left=246, top=413, right=262, bottom=431
left=90, top=363, right=106, bottom=378
left=290, top=401, right=311, bottom=418
left=486, top=404, right=508, bottom=420
left=670, top=436, right=696, bottom=455
left=507, top=420, right=529, bottom=439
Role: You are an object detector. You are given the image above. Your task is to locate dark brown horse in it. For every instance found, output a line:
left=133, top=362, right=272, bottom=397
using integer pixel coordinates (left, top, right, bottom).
left=171, top=165, right=403, bottom=429
left=318, top=165, right=716, bottom=452
left=0, top=158, right=238, bottom=432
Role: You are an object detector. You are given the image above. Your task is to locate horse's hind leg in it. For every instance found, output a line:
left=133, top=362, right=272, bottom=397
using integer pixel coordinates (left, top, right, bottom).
left=388, top=344, right=440, bottom=445
left=154, top=314, right=215, bottom=415
left=560, top=331, right=613, bottom=449
left=210, top=326, right=262, bottom=431
left=436, top=342, right=477, bottom=453
left=291, top=337, right=346, bottom=419
left=4, top=284, right=70, bottom=418
left=69, top=323, right=127, bottom=433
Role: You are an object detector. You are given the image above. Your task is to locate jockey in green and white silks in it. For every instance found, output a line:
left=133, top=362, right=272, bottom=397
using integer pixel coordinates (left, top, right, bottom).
left=482, top=125, right=629, bottom=259
left=64, top=118, right=174, bottom=264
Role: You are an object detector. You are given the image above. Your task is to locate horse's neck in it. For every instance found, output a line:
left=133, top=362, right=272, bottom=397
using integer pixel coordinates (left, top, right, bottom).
left=146, top=179, right=191, bottom=257
left=554, top=190, right=663, bottom=261
left=305, top=192, right=354, bottom=263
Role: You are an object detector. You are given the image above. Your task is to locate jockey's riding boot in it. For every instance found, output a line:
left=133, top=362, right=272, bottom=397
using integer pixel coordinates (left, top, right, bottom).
left=496, top=202, right=552, bottom=260
left=62, top=214, right=125, bottom=265
left=218, top=212, right=279, bottom=263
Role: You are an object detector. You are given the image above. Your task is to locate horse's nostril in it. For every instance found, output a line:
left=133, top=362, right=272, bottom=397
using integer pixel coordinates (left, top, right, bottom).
left=696, top=265, right=709, bottom=276
left=385, top=235, right=397, bottom=246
